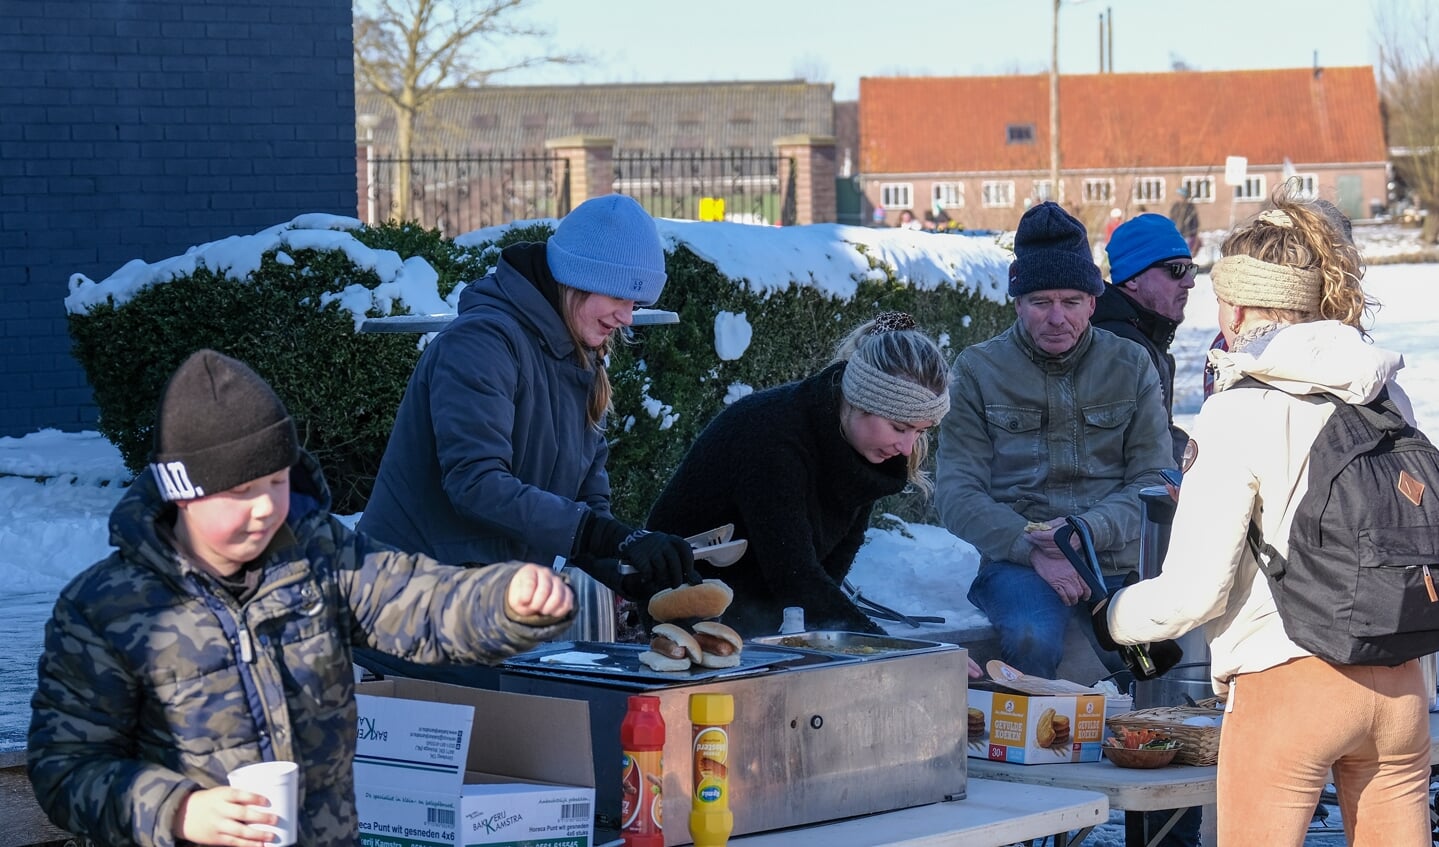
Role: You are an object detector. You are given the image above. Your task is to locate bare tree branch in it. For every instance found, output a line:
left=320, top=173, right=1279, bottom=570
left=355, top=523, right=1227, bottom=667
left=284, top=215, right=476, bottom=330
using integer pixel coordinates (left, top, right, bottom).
left=354, top=0, right=583, bottom=219
left=1377, top=0, right=1439, bottom=241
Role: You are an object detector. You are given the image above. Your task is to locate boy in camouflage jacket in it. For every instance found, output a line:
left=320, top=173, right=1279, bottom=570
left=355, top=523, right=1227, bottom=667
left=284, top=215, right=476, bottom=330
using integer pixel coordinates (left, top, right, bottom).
left=28, top=349, right=575, bottom=847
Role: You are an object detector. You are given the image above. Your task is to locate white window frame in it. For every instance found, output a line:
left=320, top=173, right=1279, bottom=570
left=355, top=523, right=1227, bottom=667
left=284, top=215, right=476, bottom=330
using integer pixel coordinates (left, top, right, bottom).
left=1132, top=177, right=1165, bottom=204
left=1181, top=175, right=1216, bottom=203
left=1290, top=173, right=1319, bottom=200
left=1234, top=175, right=1267, bottom=203
left=1082, top=178, right=1115, bottom=206
left=1032, top=179, right=1064, bottom=203
left=932, top=181, right=965, bottom=209
left=982, top=180, right=1015, bottom=208
left=879, top=182, right=913, bottom=210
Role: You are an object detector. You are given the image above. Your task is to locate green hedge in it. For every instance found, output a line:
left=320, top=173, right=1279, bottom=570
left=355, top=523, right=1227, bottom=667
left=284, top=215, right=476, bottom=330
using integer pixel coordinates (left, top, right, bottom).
left=68, top=222, right=1013, bottom=523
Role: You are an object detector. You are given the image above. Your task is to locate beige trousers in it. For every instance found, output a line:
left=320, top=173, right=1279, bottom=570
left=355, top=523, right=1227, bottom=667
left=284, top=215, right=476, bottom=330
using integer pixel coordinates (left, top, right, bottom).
left=1216, top=656, right=1430, bottom=846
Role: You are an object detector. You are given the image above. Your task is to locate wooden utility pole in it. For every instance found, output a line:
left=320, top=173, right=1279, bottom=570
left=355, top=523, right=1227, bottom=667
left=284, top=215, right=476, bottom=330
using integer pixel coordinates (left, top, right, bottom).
left=1050, top=0, right=1061, bottom=196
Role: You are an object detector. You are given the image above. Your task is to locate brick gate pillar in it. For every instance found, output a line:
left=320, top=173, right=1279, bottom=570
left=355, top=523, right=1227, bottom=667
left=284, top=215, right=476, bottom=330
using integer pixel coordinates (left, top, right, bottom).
left=773, top=135, right=838, bottom=225
left=545, top=136, right=616, bottom=212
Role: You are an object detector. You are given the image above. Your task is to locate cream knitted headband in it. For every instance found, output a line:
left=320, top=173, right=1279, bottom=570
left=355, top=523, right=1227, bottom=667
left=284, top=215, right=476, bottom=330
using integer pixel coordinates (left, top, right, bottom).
left=1210, top=254, right=1321, bottom=312
left=1210, top=208, right=1322, bottom=312
left=841, top=355, right=950, bottom=424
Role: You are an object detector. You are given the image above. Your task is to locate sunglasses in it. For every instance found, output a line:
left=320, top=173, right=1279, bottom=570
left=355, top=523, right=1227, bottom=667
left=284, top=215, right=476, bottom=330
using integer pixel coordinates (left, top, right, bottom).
left=1148, top=261, right=1199, bottom=281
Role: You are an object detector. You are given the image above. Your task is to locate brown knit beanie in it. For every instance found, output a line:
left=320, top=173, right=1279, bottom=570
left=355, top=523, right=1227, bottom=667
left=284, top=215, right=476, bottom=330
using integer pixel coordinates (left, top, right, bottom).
left=149, top=350, right=300, bottom=501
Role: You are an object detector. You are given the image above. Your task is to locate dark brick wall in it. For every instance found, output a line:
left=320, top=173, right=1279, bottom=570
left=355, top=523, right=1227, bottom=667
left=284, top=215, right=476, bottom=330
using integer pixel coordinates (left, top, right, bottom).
left=0, top=0, right=356, bottom=435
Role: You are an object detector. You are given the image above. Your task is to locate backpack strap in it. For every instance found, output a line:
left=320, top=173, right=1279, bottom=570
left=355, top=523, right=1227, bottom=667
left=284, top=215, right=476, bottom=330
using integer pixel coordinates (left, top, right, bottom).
left=1245, top=519, right=1287, bottom=581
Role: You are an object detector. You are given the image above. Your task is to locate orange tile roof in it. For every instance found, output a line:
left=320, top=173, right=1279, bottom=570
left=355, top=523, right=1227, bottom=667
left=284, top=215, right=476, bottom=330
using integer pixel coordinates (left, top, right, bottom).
left=859, top=67, right=1386, bottom=175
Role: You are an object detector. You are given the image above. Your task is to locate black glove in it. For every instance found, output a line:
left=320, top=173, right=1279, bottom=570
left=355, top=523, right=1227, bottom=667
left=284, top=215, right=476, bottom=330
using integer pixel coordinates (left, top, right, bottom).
left=579, top=513, right=696, bottom=589
left=1090, top=597, right=1121, bottom=652
left=1091, top=597, right=1183, bottom=681
left=619, top=531, right=696, bottom=589
left=1127, top=638, right=1184, bottom=681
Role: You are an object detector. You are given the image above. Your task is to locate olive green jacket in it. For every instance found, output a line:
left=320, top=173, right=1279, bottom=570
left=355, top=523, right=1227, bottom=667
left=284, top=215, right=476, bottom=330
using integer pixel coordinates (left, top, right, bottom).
left=936, top=321, right=1175, bottom=575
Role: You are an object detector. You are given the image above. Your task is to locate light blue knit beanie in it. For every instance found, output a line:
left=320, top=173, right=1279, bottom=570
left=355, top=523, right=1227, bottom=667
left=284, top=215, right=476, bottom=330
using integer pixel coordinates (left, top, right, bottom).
left=546, top=194, right=668, bottom=306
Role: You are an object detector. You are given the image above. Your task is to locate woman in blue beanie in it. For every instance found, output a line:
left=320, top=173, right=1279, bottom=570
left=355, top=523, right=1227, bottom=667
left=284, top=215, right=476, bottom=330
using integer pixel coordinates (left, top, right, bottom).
left=360, top=194, right=698, bottom=610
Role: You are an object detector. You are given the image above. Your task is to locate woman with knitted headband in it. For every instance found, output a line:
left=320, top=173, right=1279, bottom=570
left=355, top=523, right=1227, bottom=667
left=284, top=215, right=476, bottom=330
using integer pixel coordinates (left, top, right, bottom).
left=645, top=312, right=957, bottom=640
left=1097, top=196, right=1427, bottom=846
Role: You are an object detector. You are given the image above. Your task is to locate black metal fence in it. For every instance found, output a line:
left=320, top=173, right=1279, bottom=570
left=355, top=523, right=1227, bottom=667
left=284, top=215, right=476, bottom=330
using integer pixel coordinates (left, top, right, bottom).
left=613, top=150, right=794, bottom=226
left=362, top=151, right=571, bottom=236
left=362, top=149, right=795, bottom=233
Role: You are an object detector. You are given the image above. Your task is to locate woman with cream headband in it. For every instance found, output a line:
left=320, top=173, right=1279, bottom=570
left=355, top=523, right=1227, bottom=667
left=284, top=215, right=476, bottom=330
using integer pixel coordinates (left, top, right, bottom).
left=1097, top=195, right=1427, bottom=846
left=645, top=312, right=951, bottom=638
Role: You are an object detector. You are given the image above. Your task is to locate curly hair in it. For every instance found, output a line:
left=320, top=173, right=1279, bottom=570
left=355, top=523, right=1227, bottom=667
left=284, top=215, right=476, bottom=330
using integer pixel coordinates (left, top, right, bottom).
left=1219, top=187, right=1375, bottom=333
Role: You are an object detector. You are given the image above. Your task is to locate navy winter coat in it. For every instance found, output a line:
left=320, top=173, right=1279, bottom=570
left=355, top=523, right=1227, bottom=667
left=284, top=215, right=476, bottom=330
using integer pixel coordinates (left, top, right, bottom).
left=360, top=250, right=612, bottom=566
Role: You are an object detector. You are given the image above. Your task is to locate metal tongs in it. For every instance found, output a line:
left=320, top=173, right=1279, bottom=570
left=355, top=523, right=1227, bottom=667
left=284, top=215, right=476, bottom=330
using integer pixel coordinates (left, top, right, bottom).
left=617, top=523, right=749, bottom=575
left=1053, top=516, right=1176, bottom=680
left=842, top=578, right=945, bottom=628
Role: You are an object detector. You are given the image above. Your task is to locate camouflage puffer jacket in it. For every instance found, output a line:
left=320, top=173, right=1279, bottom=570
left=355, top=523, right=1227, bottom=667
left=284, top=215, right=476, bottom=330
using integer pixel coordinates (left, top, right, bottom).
left=28, top=452, right=571, bottom=847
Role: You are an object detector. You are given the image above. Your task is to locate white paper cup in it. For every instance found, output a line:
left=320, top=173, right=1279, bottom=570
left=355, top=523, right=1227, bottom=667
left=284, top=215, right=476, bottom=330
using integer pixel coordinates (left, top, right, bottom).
left=227, top=760, right=299, bottom=845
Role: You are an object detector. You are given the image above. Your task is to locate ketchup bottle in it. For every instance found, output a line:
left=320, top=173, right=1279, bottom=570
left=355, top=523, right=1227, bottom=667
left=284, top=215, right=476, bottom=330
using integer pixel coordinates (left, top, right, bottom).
left=620, top=695, right=665, bottom=847
left=689, top=693, right=734, bottom=847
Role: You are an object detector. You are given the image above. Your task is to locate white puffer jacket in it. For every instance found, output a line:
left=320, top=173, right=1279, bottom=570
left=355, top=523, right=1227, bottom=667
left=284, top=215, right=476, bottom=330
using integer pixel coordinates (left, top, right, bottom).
left=1105, top=321, right=1411, bottom=694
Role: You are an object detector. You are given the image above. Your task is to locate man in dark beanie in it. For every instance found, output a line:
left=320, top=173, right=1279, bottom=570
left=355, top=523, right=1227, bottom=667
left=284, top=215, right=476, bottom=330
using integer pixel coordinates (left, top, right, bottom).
left=1099, top=213, right=1197, bottom=465
left=936, top=201, right=1175, bottom=682
left=29, top=349, right=575, bottom=847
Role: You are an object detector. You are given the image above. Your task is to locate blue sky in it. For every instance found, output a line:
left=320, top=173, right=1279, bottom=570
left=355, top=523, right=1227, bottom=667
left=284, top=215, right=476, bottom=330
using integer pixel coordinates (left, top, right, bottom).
left=501, top=0, right=1383, bottom=100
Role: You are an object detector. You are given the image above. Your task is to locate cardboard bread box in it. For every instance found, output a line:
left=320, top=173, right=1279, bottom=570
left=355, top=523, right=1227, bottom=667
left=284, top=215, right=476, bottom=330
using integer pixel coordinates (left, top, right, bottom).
left=967, top=660, right=1105, bottom=765
left=355, top=679, right=596, bottom=847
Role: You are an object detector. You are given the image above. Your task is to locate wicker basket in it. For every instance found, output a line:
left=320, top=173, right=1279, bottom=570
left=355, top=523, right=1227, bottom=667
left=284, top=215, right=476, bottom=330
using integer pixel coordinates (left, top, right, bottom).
left=1105, top=697, right=1224, bottom=766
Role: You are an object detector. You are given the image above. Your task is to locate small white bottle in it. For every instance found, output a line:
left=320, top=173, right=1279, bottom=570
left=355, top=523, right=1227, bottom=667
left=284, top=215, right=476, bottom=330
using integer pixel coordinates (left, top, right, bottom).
left=779, top=606, right=806, bottom=634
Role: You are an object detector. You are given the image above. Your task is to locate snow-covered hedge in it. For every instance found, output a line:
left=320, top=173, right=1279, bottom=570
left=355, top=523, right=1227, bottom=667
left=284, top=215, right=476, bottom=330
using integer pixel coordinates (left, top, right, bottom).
left=67, top=215, right=1014, bottom=522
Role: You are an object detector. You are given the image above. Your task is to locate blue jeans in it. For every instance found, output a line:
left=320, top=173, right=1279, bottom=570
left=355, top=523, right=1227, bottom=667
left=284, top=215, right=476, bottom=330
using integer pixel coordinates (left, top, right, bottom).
left=967, top=559, right=1130, bottom=682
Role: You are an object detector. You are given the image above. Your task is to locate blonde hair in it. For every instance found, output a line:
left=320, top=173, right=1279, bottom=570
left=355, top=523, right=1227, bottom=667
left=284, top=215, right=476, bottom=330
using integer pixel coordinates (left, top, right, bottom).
left=832, top=314, right=950, bottom=496
left=560, top=285, right=615, bottom=429
left=1219, top=189, right=1375, bottom=333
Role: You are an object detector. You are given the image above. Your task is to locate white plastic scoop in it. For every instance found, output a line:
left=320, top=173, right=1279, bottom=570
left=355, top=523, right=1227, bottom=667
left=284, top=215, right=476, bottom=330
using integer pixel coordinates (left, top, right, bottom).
left=617, top=524, right=747, bottom=573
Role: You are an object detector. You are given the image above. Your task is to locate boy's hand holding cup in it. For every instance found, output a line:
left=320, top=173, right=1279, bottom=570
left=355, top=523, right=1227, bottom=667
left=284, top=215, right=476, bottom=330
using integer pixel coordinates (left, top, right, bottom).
left=225, top=760, right=300, bottom=845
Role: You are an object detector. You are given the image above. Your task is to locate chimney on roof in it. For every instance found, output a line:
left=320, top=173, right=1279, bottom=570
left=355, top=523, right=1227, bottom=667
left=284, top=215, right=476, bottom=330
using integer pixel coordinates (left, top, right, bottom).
left=1314, top=50, right=1323, bottom=79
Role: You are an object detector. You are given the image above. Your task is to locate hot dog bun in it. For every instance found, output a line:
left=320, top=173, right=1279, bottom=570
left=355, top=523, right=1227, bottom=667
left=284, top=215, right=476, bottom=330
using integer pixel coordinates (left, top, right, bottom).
left=692, top=621, right=743, bottom=668
left=638, top=650, right=692, bottom=672
left=651, top=623, right=702, bottom=662
left=648, top=579, right=734, bottom=622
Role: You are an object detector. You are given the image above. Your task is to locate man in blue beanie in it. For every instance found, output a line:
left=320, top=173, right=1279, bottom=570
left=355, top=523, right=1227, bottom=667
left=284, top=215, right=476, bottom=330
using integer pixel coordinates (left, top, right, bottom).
left=1101, top=212, right=1204, bottom=847
left=937, top=201, right=1175, bottom=683
left=1098, top=213, right=1196, bottom=464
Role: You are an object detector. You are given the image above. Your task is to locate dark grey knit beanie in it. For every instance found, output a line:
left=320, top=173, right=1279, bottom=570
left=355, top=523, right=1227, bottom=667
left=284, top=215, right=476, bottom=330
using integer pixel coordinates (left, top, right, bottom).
left=1007, top=201, right=1105, bottom=297
left=149, top=349, right=300, bottom=501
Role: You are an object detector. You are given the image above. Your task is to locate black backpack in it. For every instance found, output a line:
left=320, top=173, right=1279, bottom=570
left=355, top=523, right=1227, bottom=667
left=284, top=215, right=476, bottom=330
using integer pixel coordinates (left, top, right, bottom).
left=1238, top=379, right=1439, bottom=666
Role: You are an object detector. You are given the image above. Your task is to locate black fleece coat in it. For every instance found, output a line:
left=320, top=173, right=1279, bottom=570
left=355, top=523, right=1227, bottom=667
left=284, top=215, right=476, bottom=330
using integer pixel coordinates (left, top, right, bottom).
left=1092, top=284, right=1188, bottom=465
left=646, top=363, right=908, bottom=637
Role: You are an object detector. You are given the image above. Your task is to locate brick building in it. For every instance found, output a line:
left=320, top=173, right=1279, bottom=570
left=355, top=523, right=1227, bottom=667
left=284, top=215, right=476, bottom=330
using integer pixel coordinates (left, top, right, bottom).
left=858, top=67, right=1388, bottom=236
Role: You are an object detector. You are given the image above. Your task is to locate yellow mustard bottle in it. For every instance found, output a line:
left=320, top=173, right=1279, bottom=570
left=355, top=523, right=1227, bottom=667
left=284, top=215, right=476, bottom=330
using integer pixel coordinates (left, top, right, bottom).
left=688, top=693, right=734, bottom=847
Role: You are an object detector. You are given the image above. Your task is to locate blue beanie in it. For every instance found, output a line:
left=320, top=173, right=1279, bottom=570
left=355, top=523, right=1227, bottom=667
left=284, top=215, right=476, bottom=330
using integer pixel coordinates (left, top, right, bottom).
left=547, top=194, right=668, bottom=305
left=1105, top=213, right=1191, bottom=283
left=1007, top=202, right=1104, bottom=298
